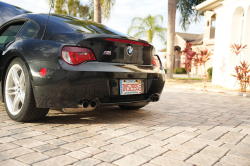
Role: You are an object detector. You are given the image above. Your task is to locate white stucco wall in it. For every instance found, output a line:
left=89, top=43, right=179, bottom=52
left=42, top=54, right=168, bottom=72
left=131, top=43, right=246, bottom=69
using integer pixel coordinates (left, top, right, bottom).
left=212, top=0, right=250, bottom=89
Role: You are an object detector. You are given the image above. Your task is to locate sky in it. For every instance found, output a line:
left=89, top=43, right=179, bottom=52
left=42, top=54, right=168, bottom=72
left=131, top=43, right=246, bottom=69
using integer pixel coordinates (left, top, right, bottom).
left=2, top=0, right=206, bottom=57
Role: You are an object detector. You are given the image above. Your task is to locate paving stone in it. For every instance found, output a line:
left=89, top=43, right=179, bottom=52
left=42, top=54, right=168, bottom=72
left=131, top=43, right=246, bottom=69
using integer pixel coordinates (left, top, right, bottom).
left=0, top=159, right=29, bottom=166
left=186, top=153, right=219, bottom=166
left=200, top=146, right=229, bottom=158
left=43, top=148, right=70, bottom=157
left=227, top=150, right=250, bottom=160
left=60, top=142, right=87, bottom=151
left=182, top=140, right=208, bottom=150
left=16, top=152, right=50, bottom=164
left=214, top=162, right=235, bottom=166
left=12, top=131, right=44, bottom=139
left=218, top=132, right=246, bottom=144
left=32, top=134, right=58, bottom=141
left=138, top=137, right=168, bottom=147
left=163, top=150, right=191, bottom=161
left=114, top=154, right=150, bottom=166
left=123, top=141, right=149, bottom=150
left=150, top=156, right=193, bottom=166
left=12, top=138, right=46, bottom=148
left=101, top=144, right=136, bottom=155
left=0, top=130, right=13, bottom=137
left=0, top=136, right=17, bottom=143
left=0, top=87, right=250, bottom=166
left=107, top=136, right=133, bottom=145
left=0, top=147, right=33, bottom=161
left=198, top=131, right=225, bottom=141
left=66, top=150, right=92, bottom=159
left=32, top=144, right=58, bottom=152
left=77, top=138, right=110, bottom=148
left=33, top=155, right=78, bottom=166
left=164, top=143, right=199, bottom=155
left=45, top=139, right=68, bottom=146
left=80, top=147, right=104, bottom=155
left=74, top=158, right=102, bottom=166
left=96, top=162, right=117, bottom=166
left=93, top=151, right=123, bottom=162
left=124, top=131, right=151, bottom=139
left=220, top=155, right=250, bottom=166
left=136, top=146, right=168, bottom=158
left=0, top=142, right=19, bottom=152
left=142, top=163, right=159, bottom=166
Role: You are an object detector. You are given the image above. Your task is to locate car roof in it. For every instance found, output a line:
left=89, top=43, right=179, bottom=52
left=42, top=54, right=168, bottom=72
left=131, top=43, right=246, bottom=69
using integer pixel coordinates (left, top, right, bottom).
left=0, top=1, right=31, bottom=26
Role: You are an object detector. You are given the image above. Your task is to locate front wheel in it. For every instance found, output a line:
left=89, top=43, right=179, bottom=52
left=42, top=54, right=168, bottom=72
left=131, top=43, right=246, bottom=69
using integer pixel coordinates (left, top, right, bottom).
left=4, top=58, right=49, bottom=122
left=118, top=102, right=149, bottom=110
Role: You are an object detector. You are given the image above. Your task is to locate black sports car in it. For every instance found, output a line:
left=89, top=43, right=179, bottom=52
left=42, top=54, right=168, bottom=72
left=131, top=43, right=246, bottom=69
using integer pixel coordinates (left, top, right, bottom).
left=0, top=2, right=165, bottom=122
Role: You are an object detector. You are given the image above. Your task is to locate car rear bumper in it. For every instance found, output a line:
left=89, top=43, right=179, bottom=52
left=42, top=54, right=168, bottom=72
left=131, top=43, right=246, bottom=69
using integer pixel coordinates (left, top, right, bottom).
left=29, top=60, right=165, bottom=108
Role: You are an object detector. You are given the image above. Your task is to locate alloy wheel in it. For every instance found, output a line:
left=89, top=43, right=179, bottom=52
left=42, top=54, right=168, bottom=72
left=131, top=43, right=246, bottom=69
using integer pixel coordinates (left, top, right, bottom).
left=5, top=64, right=26, bottom=115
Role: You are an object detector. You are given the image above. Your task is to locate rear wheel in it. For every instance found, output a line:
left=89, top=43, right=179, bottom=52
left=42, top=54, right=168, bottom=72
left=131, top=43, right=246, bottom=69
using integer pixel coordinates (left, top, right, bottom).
left=118, top=102, right=149, bottom=110
left=4, top=58, right=49, bottom=122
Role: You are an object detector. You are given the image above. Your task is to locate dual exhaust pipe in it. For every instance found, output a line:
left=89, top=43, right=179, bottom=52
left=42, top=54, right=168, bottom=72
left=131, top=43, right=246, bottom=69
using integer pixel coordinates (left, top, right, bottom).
left=151, top=94, right=159, bottom=102
left=82, top=100, right=97, bottom=108
left=62, top=99, right=98, bottom=114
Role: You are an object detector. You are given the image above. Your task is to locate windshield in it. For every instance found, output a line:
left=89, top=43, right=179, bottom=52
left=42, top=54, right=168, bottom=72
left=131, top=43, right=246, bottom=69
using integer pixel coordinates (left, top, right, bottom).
left=46, top=14, right=128, bottom=37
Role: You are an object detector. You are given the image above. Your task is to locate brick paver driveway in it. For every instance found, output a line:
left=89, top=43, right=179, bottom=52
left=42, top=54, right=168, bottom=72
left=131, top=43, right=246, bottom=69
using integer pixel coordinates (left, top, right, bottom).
left=0, top=87, right=250, bottom=166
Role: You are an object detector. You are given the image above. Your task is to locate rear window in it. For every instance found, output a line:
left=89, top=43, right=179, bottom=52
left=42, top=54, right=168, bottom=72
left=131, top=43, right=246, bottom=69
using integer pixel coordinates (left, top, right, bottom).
left=46, top=14, right=128, bottom=37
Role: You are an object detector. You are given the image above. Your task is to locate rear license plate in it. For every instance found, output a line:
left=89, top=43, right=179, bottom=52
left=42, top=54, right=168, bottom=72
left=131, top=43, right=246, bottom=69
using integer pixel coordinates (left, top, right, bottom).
left=120, top=80, right=142, bottom=95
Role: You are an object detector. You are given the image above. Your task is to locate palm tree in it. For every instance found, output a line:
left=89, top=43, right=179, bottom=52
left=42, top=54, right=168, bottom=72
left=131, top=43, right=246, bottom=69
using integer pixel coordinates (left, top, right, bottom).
left=166, top=0, right=206, bottom=79
left=94, top=0, right=101, bottom=23
left=94, top=0, right=115, bottom=23
left=166, top=0, right=177, bottom=79
left=127, top=15, right=167, bottom=43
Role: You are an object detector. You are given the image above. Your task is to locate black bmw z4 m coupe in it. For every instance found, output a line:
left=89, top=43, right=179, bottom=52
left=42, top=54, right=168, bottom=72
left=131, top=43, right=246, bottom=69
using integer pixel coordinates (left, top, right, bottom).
left=0, top=8, right=165, bottom=122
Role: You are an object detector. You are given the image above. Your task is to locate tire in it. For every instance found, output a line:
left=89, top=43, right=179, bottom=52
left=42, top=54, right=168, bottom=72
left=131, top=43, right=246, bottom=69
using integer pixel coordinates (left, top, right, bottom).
left=118, top=102, right=149, bottom=110
left=4, top=58, right=49, bottom=122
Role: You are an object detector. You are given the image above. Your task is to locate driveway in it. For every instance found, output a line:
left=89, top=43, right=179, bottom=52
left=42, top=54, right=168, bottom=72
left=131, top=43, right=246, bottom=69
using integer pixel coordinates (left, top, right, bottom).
left=0, top=87, right=249, bottom=166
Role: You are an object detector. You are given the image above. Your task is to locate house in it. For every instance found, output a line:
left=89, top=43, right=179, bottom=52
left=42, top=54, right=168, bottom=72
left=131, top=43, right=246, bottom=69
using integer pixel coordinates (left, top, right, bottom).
left=159, top=30, right=214, bottom=75
left=195, top=0, right=250, bottom=89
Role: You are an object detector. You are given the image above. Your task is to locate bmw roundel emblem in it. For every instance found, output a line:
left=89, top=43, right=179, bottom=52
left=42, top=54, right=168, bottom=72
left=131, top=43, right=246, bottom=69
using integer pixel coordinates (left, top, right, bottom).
left=126, top=46, right=133, bottom=56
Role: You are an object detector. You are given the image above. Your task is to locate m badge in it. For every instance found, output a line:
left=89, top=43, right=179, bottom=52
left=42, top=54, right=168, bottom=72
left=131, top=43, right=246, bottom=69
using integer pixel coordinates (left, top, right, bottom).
left=103, top=51, right=111, bottom=55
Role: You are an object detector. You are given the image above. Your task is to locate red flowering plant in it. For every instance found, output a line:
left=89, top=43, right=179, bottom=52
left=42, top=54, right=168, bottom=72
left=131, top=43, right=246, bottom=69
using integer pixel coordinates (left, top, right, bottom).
left=230, top=44, right=249, bottom=92
left=230, top=44, right=247, bottom=56
left=181, top=42, right=197, bottom=80
left=193, top=49, right=213, bottom=89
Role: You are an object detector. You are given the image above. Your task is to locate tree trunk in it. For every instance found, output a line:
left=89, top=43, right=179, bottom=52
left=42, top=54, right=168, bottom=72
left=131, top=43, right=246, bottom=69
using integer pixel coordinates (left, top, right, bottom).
left=94, top=0, right=101, bottom=23
left=166, top=0, right=177, bottom=79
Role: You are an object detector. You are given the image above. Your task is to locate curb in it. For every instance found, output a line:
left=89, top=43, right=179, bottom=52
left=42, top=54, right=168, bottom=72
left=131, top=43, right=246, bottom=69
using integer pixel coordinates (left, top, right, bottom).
left=165, top=85, right=250, bottom=97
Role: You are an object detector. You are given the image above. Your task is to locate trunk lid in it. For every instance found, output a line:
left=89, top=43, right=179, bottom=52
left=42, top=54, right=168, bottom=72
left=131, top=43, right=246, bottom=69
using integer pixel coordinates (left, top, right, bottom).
left=78, top=36, right=155, bottom=65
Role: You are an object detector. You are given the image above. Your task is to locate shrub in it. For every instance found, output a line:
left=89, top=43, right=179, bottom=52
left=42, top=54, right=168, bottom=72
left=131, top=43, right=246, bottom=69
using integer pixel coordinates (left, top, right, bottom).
left=174, top=67, right=187, bottom=74
left=164, top=69, right=167, bottom=73
left=207, top=67, right=213, bottom=77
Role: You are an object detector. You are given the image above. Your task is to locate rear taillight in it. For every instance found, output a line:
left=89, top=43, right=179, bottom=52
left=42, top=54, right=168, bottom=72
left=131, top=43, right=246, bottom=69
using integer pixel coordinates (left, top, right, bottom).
left=61, top=46, right=96, bottom=65
left=151, top=55, right=161, bottom=69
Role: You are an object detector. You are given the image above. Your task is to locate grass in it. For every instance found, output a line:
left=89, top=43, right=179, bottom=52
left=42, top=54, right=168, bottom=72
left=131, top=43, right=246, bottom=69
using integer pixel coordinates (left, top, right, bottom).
left=174, top=77, right=212, bottom=80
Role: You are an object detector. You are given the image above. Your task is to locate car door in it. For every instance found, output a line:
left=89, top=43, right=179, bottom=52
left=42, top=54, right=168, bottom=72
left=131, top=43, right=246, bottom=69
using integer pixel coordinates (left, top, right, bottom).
left=0, top=20, right=26, bottom=102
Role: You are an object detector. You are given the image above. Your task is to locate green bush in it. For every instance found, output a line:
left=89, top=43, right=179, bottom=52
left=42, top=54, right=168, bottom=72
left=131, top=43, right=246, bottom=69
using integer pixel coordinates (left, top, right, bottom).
left=207, top=67, right=213, bottom=77
left=174, top=67, right=187, bottom=74
left=164, top=69, right=167, bottom=74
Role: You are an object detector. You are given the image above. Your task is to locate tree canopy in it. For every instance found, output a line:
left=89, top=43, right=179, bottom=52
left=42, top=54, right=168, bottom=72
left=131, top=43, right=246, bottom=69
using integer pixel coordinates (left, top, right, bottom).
left=177, top=0, right=206, bottom=31
left=127, top=15, right=167, bottom=43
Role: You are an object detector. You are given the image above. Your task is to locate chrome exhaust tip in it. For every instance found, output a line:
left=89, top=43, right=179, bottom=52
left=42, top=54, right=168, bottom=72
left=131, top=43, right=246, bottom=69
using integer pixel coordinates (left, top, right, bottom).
left=151, top=94, right=160, bottom=102
left=90, top=100, right=97, bottom=108
left=82, top=100, right=89, bottom=108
